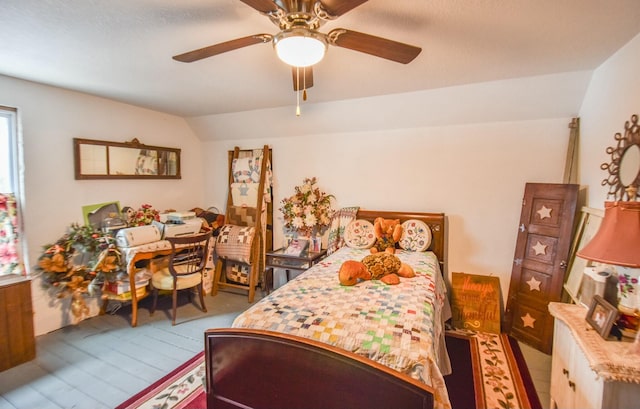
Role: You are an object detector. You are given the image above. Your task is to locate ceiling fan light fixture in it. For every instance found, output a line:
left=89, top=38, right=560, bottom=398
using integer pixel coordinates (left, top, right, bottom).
left=274, top=28, right=327, bottom=67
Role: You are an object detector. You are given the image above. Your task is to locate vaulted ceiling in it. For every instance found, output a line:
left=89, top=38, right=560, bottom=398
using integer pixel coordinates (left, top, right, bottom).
left=2, top=0, right=639, bottom=118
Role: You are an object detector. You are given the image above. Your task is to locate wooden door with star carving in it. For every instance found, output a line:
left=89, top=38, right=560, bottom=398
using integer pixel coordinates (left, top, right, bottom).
left=503, top=182, right=579, bottom=354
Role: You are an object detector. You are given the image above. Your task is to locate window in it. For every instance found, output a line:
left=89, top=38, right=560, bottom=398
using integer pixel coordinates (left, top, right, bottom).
left=1, top=106, right=18, bottom=193
left=0, top=106, right=24, bottom=276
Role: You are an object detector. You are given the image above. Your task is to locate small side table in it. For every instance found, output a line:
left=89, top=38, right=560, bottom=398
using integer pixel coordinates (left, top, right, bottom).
left=264, top=248, right=327, bottom=294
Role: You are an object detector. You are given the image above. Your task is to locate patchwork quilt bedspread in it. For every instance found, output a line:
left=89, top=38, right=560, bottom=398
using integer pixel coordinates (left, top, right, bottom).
left=232, top=247, right=452, bottom=409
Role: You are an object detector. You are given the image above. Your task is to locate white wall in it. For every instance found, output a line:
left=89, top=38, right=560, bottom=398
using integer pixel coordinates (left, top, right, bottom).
left=0, top=75, right=206, bottom=335
left=192, top=71, right=592, bottom=302
left=5, top=31, right=638, bottom=335
left=195, top=33, right=640, bottom=310
left=579, top=32, right=640, bottom=207
left=203, top=116, right=572, bottom=303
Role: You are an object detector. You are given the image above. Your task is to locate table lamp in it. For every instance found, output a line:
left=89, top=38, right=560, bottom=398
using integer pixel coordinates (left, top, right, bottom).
left=577, top=200, right=640, bottom=338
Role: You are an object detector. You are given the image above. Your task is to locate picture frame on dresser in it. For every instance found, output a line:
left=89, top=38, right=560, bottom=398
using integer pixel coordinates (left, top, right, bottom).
left=284, top=238, right=310, bottom=256
left=586, top=295, right=618, bottom=339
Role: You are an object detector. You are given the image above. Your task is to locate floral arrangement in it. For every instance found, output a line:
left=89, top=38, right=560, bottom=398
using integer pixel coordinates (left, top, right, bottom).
left=37, top=223, right=122, bottom=298
left=129, top=203, right=160, bottom=226
left=280, top=177, right=335, bottom=237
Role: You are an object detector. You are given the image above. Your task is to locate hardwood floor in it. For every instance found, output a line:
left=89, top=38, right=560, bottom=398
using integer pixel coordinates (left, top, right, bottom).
left=518, top=341, right=552, bottom=409
left=0, top=288, right=552, bottom=409
left=0, top=290, right=257, bottom=409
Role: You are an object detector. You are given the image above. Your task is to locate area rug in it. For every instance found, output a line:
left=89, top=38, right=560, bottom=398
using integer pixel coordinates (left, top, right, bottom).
left=117, top=331, right=541, bottom=409
left=444, top=330, right=541, bottom=409
left=115, top=351, right=206, bottom=409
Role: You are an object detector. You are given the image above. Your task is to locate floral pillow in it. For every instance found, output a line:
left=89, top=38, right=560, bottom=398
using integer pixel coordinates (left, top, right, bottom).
left=399, top=219, right=432, bottom=252
left=344, top=219, right=376, bottom=249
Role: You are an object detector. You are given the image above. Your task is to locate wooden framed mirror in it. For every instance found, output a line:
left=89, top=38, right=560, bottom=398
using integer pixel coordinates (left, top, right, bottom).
left=74, top=138, right=181, bottom=180
left=601, top=114, right=640, bottom=201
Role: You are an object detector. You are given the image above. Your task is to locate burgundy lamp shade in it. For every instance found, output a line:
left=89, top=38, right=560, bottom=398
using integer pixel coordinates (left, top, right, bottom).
left=577, top=201, right=640, bottom=268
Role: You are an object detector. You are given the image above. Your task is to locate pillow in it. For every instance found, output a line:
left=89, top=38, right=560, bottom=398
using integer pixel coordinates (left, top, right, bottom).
left=399, top=219, right=432, bottom=252
left=215, top=224, right=255, bottom=263
left=326, top=206, right=359, bottom=255
left=344, top=219, right=376, bottom=249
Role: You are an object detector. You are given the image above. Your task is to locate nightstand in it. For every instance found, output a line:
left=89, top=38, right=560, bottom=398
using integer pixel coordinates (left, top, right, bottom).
left=264, top=248, right=327, bottom=294
left=548, top=302, right=640, bottom=409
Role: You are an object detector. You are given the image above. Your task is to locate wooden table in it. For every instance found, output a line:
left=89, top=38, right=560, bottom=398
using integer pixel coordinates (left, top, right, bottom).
left=101, top=241, right=174, bottom=327
left=264, top=248, right=327, bottom=294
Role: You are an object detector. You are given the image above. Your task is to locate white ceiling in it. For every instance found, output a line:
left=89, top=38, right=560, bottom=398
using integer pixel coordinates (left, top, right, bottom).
left=1, top=0, right=639, bottom=118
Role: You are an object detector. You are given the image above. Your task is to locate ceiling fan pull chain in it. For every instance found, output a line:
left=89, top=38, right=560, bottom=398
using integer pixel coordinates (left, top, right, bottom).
left=296, top=66, right=301, bottom=116
left=303, top=67, right=308, bottom=101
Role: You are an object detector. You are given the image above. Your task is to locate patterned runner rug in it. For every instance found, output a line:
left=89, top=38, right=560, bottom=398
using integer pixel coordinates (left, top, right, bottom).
left=444, top=330, right=541, bottom=409
left=116, top=331, right=541, bottom=409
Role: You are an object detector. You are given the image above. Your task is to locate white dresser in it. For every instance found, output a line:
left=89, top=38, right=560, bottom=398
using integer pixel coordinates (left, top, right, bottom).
left=549, top=302, right=640, bottom=409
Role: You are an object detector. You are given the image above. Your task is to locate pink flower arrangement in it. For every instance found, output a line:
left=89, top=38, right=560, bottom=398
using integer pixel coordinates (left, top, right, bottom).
left=130, top=204, right=160, bottom=226
left=280, top=177, right=334, bottom=237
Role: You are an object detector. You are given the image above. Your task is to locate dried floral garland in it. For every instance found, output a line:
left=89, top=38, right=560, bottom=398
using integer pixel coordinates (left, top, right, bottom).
left=37, top=223, right=122, bottom=298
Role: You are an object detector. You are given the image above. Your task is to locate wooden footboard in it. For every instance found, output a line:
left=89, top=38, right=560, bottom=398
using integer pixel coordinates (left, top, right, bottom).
left=205, top=328, right=435, bottom=409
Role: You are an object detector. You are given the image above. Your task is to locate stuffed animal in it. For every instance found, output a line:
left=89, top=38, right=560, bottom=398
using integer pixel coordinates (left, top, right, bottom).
left=339, top=252, right=415, bottom=286
left=362, top=252, right=401, bottom=279
left=371, top=217, right=403, bottom=254
left=338, top=260, right=371, bottom=286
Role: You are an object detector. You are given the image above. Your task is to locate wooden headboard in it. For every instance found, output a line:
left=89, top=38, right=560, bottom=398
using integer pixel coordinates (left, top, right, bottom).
left=356, top=210, right=447, bottom=274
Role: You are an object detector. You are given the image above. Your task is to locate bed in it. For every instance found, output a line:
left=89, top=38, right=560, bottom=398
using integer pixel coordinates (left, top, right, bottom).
left=205, top=210, right=451, bottom=409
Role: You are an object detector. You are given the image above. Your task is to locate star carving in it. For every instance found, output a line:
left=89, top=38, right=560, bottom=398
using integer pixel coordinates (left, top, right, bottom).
left=537, top=205, right=552, bottom=220
left=532, top=241, right=547, bottom=256
left=526, top=276, right=541, bottom=291
left=521, top=313, right=536, bottom=328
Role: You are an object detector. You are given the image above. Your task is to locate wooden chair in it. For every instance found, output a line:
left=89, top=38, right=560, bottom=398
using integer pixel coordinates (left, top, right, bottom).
left=150, top=231, right=212, bottom=325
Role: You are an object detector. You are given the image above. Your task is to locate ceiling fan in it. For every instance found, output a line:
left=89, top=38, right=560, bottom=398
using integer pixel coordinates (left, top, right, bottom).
left=172, top=0, right=422, bottom=93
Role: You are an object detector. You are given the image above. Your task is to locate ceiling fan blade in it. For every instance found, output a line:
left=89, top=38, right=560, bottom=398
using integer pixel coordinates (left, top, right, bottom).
left=239, top=0, right=280, bottom=14
left=320, top=0, right=369, bottom=17
left=291, top=66, right=314, bottom=91
left=328, top=29, right=421, bottom=64
left=173, top=34, right=272, bottom=63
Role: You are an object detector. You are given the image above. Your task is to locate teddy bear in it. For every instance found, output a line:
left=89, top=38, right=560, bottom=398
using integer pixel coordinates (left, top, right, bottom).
left=338, top=260, right=371, bottom=286
left=338, top=252, right=415, bottom=286
left=370, top=217, right=403, bottom=254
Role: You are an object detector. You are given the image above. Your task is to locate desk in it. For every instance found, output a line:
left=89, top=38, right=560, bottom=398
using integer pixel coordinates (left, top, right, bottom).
left=101, top=241, right=174, bottom=327
left=264, top=248, right=327, bottom=294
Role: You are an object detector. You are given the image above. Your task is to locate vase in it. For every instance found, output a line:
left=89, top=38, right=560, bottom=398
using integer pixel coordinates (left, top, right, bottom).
left=311, top=233, right=322, bottom=252
left=617, top=266, right=640, bottom=338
